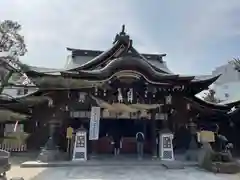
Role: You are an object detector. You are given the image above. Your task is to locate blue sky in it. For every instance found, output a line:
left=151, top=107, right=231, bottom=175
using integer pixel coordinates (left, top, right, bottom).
left=0, top=0, right=239, bottom=75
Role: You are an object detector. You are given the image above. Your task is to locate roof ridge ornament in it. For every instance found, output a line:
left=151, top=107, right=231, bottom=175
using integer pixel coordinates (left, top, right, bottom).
left=120, top=24, right=126, bottom=36
left=113, top=24, right=130, bottom=44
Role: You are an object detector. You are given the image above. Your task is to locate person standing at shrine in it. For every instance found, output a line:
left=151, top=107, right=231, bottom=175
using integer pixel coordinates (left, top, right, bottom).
left=136, top=131, right=145, bottom=159
left=113, top=133, right=122, bottom=156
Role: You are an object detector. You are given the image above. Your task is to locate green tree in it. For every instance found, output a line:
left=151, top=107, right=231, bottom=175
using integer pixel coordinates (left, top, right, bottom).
left=0, top=20, right=27, bottom=93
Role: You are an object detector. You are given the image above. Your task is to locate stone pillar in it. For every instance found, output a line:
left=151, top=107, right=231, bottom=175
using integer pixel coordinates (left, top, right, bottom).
left=185, top=121, right=198, bottom=161
left=38, top=119, right=61, bottom=162
left=45, top=119, right=59, bottom=150
left=150, top=110, right=157, bottom=158
left=162, top=118, right=170, bottom=132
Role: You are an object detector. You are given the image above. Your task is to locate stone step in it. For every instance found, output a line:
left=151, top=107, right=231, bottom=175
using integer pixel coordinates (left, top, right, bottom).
left=21, top=160, right=198, bottom=168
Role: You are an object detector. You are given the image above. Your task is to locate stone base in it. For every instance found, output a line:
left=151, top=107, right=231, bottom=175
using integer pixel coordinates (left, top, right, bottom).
left=38, top=149, right=61, bottom=162
left=185, top=150, right=198, bottom=161
left=161, top=161, right=185, bottom=169
left=211, top=161, right=240, bottom=174
left=151, top=155, right=158, bottom=160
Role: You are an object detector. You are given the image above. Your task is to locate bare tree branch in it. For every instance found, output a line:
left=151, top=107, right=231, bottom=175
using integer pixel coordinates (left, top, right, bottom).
left=203, top=89, right=221, bottom=103
left=229, top=57, right=240, bottom=72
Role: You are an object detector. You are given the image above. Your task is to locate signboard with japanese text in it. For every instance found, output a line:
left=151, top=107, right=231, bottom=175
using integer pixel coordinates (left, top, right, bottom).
left=89, top=106, right=101, bottom=140
left=66, top=127, right=73, bottom=139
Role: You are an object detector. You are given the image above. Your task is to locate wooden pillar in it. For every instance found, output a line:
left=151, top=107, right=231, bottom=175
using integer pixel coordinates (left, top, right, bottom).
left=150, top=110, right=157, bottom=158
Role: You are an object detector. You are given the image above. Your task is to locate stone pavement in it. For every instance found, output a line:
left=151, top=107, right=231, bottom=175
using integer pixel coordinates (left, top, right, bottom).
left=5, top=153, right=240, bottom=180
left=6, top=166, right=240, bottom=180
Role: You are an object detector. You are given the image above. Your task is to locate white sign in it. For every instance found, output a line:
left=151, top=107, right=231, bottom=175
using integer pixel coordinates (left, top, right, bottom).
left=89, top=106, right=101, bottom=140
left=72, top=130, right=87, bottom=161
left=159, top=133, right=175, bottom=161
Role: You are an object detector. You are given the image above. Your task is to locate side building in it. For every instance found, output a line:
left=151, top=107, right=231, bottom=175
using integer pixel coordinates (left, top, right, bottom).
left=211, top=62, right=240, bottom=102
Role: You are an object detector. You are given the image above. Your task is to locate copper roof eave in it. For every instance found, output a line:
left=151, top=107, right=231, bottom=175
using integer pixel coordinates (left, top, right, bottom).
left=218, top=94, right=240, bottom=107
left=0, top=105, right=32, bottom=115
left=62, top=71, right=198, bottom=83
left=25, top=66, right=195, bottom=83
left=177, top=76, right=195, bottom=81
left=0, top=97, right=33, bottom=114
left=66, top=32, right=168, bottom=73
left=24, top=66, right=218, bottom=89
left=184, top=98, right=229, bottom=116
left=220, top=100, right=240, bottom=107
left=67, top=34, right=132, bottom=71
left=60, top=70, right=178, bottom=86
left=66, top=47, right=167, bottom=58
left=227, top=108, right=240, bottom=116
left=185, top=96, right=230, bottom=111
left=59, top=55, right=181, bottom=82
left=190, top=74, right=221, bottom=84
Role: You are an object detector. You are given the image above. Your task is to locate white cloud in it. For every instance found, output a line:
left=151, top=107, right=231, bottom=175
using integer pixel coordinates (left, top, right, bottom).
left=184, top=0, right=240, bottom=46
left=0, top=0, right=239, bottom=74
left=0, top=0, right=140, bottom=68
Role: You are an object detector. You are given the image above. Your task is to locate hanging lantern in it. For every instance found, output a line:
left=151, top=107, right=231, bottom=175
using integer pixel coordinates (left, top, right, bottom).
left=186, top=103, right=191, bottom=110
left=65, top=105, right=69, bottom=111
left=144, top=90, right=148, bottom=98
left=153, top=88, right=157, bottom=98
left=165, top=94, right=172, bottom=104
left=79, top=92, right=86, bottom=102
left=95, top=87, right=98, bottom=95
left=117, top=88, right=123, bottom=102
left=48, top=98, right=53, bottom=107
left=127, top=88, right=133, bottom=103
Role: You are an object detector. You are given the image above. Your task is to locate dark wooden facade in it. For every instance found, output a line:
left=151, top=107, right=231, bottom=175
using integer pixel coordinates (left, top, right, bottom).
left=20, top=25, right=240, bottom=155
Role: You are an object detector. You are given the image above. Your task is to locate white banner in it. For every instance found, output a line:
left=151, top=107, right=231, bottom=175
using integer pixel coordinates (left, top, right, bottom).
left=89, top=106, right=101, bottom=140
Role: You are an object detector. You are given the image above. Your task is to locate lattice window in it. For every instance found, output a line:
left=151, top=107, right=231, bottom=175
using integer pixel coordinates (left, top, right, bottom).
left=163, top=150, right=173, bottom=159
left=75, top=152, right=85, bottom=159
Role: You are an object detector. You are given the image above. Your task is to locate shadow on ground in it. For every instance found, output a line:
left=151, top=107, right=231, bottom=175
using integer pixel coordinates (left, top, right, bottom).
left=5, top=152, right=240, bottom=180
left=10, top=152, right=39, bottom=166
left=6, top=166, right=240, bottom=180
